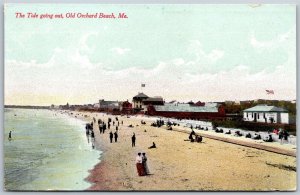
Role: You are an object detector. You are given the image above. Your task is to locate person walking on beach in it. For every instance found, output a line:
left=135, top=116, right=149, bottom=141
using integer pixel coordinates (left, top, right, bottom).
left=108, top=123, right=111, bottom=130
left=142, top=153, right=150, bottom=175
left=136, top=153, right=145, bottom=176
left=116, top=126, right=118, bottom=131
left=132, top=133, right=136, bottom=147
left=109, top=132, right=113, bottom=143
left=91, top=130, right=95, bottom=139
left=114, top=131, right=118, bottom=142
left=99, top=124, right=102, bottom=134
left=103, top=123, right=106, bottom=134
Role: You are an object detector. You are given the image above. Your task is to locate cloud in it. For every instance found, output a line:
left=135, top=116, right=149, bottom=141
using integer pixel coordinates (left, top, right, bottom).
left=6, top=32, right=104, bottom=71
left=111, top=47, right=131, bottom=55
left=250, top=26, right=295, bottom=50
left=187, top=40, right=225, bottom=71
left=79, top=32, right=98, bottom=54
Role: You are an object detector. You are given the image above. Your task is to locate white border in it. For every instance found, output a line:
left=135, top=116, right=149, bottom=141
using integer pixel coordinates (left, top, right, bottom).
left=0, top=1, right=299, bottom=195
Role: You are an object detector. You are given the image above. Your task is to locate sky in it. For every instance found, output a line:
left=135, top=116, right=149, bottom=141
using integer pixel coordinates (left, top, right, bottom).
left=5, top=4, right=296, bottom=106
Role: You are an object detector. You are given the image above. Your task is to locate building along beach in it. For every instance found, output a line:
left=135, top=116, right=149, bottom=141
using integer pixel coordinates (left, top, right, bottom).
left=65, top=110, right=296, bottom=191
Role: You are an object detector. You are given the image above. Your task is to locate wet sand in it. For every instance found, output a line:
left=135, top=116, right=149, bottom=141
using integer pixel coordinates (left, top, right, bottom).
left=66, top=111, right=296, bottom=191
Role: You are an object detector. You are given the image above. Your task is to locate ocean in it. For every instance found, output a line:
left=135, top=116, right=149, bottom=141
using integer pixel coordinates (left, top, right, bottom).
left=4, top=108, right=101, bottom=191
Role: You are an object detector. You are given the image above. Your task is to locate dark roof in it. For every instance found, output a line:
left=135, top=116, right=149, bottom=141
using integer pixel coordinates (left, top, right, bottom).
left=133, top=93, right=149, bottom=99
left=142, top=97, right=163, bottom=102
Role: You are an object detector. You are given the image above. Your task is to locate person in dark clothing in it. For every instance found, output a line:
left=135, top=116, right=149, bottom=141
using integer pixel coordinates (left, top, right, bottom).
left=283, top=130, right=289, bottom=141
left=91, top=131, right=95, bottom=139
left=116, top=126, right=118, bottom=131
left=225, top=130, right=231, bottom=135
left=253, top=133, right=261, bottom=140
left=113, top=121, right=115, bottom=126
left=114, top=131, right=118, bottom=142
left=195, top=135, right=202, bottom=143
left=108, top=123, right=111, bottom=129
left=132, top=133, right=136, bottom=147
left=245, top=133, right=251, bottom=138
left=263, top=134, right=273, bottom=142
left=99, top=125, right=102, bottom=134
left=103, top=123, right=106, bottom=133
left=189, top=130, right=196, bottom=141
left=8, top=131, right=12, bottom=141
left=148, top=142, right=156, bottom=149
left=109, top=132, right=113, bottom=143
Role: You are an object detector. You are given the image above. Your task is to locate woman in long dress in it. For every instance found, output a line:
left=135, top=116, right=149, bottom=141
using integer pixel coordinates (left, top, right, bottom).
left=142, top=153, right=150, bottom=175
left=136, top=153, right=145, bottom=176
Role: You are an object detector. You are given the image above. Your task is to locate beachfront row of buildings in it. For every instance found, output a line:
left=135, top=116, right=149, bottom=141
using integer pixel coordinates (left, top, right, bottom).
left=52, top=92, right=292, bottom=124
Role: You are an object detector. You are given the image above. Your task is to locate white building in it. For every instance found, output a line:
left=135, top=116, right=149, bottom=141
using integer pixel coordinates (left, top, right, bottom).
left=243, top=104, right=289, bottom=124
left=132, top=92, right=149, bottom=110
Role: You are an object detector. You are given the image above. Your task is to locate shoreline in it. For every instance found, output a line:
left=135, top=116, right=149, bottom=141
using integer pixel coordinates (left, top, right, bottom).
left=60, top=110, right=296, bottom=191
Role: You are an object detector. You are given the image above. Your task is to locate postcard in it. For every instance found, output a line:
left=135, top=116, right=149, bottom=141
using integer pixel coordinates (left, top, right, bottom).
left=4, top=4, right=296, bottom=191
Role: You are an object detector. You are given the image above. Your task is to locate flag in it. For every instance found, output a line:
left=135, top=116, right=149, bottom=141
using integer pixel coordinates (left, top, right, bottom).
left=266, top=89, right=274, bottom=95
left=141, top=83, right=145, bottom=87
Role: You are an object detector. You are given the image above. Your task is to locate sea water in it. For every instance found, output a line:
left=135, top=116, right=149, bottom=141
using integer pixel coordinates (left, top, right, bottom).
left=4, top=108, right=101, bottom=191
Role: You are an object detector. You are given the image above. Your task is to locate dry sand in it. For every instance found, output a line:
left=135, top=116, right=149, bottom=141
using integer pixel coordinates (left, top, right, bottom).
left=66, top=111, right=296, bottom=191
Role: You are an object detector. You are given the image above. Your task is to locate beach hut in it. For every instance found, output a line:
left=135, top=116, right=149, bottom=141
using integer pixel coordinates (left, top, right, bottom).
left=243, top=104, right=289, bottom=124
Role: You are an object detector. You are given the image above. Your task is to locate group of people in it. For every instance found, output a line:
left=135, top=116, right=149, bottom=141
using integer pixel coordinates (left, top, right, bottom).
left=214, top=127, right=290, bottom=144
left=135, top=152, right=150, bottom=176
left=109, top=131, right=118, bottom=143
left=275, top=128, right=290, bottom=143
left=98, top=119, right=107, bottom=134
left=85, top=115, right=159, bottom=177
left=85, top=116, right=123, bottom=147
left=85, top=122, right=96, bottom=149
left=188, top=130, right=203, bottom=143
left=97, top=117, right=121, bottom=143
left=151, top=119, right=164, bottom=127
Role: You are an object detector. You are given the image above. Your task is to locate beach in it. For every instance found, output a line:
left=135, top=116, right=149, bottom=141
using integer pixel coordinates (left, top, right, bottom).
left=65, top=111, right=296, bottom=191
